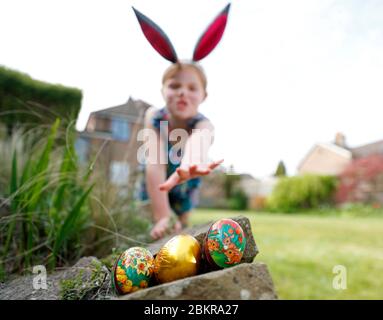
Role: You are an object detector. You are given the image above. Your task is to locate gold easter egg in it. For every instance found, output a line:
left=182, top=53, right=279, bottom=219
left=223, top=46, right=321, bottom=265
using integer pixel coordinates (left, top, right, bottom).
left=154, top=234, right=201, bottom=284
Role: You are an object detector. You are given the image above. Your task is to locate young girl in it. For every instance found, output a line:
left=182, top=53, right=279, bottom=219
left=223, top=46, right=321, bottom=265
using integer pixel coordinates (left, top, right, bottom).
left=133, top=4, right=231, bottom=239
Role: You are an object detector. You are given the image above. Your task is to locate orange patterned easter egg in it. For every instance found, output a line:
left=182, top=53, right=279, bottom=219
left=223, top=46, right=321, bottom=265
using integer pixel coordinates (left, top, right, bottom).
left=203, top=219, right=246, bottom=269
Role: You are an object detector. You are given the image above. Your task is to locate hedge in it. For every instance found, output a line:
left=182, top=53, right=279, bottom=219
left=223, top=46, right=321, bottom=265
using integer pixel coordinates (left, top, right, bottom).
left=266, top=174, right=338, bottom=213
left=0, top=65, right=82, bottom=133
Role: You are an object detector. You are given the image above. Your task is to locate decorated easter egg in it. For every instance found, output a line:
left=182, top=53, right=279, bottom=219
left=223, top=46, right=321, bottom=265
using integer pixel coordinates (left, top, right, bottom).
left=111, top=247, right=154, bottom=295
left=204, top=218, right=246, bottom=269
left=154, top=234, right=201, bottom=284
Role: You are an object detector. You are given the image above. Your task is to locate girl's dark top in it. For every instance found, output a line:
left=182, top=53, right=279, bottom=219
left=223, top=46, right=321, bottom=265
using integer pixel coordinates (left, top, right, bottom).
left=139, top=107, right=208, bottom=215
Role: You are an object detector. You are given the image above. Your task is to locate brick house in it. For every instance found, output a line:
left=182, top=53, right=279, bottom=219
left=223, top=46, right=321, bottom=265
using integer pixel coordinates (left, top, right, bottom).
left=198, top=168, right=273, bottom=211
left=297, top=133, right=353, bottom=175
left=75, top=97, right=151, bottom=191
left=298, top=133, right=383, bottom=175
left=298, top=133, right=383, bottom=205
left=351, top=140, right=383, bottom=159
left=198, top=168, right=228, bottom=208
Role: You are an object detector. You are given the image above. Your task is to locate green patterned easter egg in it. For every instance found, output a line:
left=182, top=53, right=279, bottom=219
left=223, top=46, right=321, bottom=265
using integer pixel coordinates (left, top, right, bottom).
left=111, top=247, right=154, bottom=295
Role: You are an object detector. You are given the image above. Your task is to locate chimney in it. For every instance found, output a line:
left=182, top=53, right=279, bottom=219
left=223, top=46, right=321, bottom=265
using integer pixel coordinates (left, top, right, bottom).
left=334, top=132, right=347, bottom=148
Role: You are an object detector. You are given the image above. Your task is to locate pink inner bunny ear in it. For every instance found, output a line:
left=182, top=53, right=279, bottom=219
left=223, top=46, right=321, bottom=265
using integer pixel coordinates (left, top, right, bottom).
left=192, top=3, right=231, bottom=62
left=132, top=7, right=178, bottom=63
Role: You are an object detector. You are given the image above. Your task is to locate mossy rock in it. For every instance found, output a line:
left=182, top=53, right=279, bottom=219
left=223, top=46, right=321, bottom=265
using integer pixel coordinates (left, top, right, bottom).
left=59, top=258, right=112, bottom=300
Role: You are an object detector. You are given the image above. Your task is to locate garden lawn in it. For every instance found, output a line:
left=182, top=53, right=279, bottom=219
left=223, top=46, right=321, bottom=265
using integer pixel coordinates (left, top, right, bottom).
left=191, top=209, right=383, bottom=300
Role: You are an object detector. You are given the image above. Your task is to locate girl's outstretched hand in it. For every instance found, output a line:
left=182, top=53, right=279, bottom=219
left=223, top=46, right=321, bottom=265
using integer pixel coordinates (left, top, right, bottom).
left=159, top=159, right=224, bottom=192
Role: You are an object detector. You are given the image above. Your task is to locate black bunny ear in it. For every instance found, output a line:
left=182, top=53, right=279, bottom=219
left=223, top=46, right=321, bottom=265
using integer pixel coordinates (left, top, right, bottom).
left=192, top=3, right=231, bottom=62
left=132, top=7, right=178, bottom=63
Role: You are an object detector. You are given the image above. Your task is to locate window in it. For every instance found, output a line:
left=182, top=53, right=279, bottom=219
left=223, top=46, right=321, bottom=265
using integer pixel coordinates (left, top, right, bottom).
left=111, top=117, right=130, bottom=141
left=74, top=137, right=89, bottom=163
left=110, top=161, right=130, bottom=186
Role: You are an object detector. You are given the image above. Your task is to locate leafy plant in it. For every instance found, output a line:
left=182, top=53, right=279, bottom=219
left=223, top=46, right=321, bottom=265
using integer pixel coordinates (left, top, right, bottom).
left=228, top=189, right=248, bottom=211
left=0, top=119, right=94, bottom=274
left=266, top=174, right=337, bottom=213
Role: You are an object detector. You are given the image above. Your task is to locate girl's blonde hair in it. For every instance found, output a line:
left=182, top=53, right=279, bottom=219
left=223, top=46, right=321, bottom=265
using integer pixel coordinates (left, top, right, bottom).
left=162, top=62, right=207, bottom=92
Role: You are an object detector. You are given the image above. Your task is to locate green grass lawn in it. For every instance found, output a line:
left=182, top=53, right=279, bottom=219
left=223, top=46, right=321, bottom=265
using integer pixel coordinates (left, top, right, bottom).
left=191, top=209, right=383, bottom=300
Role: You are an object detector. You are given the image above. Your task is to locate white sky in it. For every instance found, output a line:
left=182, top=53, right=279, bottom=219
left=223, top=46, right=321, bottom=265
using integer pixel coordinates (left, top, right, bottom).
left=1, top=0, right=383, bottom=178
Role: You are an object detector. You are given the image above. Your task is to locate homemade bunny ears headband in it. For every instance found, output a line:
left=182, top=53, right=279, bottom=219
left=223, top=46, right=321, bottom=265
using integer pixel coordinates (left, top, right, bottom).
left=132, top=3, right=231, bottom=63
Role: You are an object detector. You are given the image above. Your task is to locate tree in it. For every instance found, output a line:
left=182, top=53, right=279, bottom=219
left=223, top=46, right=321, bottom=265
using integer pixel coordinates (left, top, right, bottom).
left=223, top=165, right=240, bottom=198
left=274, top=160, right=287, bottom=177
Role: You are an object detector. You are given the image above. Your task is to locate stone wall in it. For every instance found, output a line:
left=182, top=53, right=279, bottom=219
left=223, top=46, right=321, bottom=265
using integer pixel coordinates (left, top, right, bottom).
left=0, top=216, right=278, bottom=300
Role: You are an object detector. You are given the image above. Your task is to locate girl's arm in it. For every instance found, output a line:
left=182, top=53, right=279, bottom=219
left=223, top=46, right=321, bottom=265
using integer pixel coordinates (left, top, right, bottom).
left=143, top=107, right=179, bottom=239
left=159, top=120, right=223, bottom=192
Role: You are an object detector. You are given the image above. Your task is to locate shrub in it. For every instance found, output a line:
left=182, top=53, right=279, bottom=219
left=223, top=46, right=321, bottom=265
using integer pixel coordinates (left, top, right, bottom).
left=266, top=174, right=337, bottom=213
left=336, top=154, right=383, bottom=204
left=228, top=189, right=248, bottom=211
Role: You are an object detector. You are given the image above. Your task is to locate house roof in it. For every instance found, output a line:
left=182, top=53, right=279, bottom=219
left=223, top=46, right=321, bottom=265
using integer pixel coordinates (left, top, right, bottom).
left=317, top=143, right=353, bottom=158
left=84, top=97, right=152, bottom=129
left=298, top=136, right=383, bottom=173
left=351, top=139, right=383, bottom=158
left=93, top=97, right=151, bottom=119
left=239, top=173, right=259, bottom=181
left=297, top=142, right=352, bottom=171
